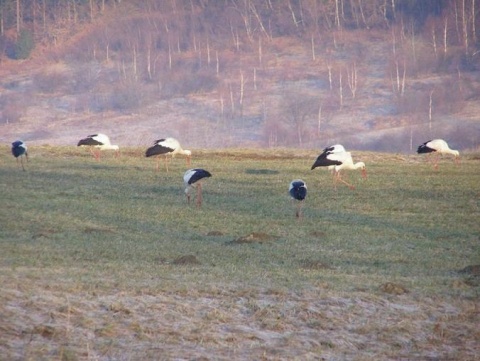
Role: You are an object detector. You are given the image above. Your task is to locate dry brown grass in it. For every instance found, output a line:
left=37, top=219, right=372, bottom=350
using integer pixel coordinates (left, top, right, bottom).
left=1, top=269, right=479, bottom=360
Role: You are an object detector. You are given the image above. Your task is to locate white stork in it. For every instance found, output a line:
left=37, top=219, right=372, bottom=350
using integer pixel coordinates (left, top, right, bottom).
left=289, top=179, right=307, bottom=218
left=145, top=137, right=191, bottom=172
left=311, top=148, right=366, bottom=189
left=11, top=140, right=28, bottom=171
left=77, top=133, right=119, bottom=160
left=183, top=168, right=212, bottom=207
left=417, top=139, right=459, bottom=169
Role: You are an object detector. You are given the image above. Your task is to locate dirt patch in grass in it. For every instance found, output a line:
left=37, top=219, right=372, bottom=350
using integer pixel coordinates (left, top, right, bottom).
left=227, top=232, right=277, bottom=245
left=458, top=264, right=480, bottom=276
left=32, top=228, right=58, bottom=239
left=245, top=169, right=280, bottom=175
left=299, top=259, right=333, bottom=270
left=379, top=282, right=410, bottom=295
left=458, top=265, right=480, bottom=287
left=84, top=226, right=117, bottom=234
left=206, top=230, right=225, bottom=236
left=309, top=231, right=327, bottom=238
left=172, top=255, right=201, bottom=265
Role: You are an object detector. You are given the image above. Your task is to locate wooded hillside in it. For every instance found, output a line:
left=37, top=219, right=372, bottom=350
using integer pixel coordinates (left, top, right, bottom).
left=1, top=0, right=479, bottom=150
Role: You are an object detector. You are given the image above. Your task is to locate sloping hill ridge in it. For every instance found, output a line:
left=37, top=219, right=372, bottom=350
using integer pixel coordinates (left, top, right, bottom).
left=0, top=7, right=479, bottom=153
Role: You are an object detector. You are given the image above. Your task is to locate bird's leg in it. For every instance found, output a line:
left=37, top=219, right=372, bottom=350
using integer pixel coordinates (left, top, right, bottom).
left=20, top=156, right=25, bottom=171
left=155, top=157, right=160, bottom=172
left=164, top=156, right=169, bottom=173
left=426, top=153, right=437, bottom=168
left=333, top=174, right=338, bottom=191
left=331, top=169, right=339, bottom=190
left=433, top=154, right=440, bottom=170
left=196, top=183, right=203, bottom=207
left=337, top=173, right=355, bottom=189
left=296, top=201, right=303, bottom=219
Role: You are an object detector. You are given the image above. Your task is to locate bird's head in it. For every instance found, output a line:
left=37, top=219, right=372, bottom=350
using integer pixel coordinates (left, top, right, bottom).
left=357, top=162, right=367, bottom=178
left=184, top=186, right=192, bottom=203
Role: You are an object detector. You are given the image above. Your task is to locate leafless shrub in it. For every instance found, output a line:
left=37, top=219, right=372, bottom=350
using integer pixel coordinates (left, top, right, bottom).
left=395, top=89, right=429, bottom=115
left=162, top=69, right=218, bottom=97
left=33, top=70, right=69, bottom=93
left=0, top=94, right=24, bottom=123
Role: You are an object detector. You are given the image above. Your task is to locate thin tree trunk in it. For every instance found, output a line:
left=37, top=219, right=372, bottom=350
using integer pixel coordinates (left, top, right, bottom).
left=16, top=0, right=20, bottom=33
left=429, top=90, right=434, bottom=130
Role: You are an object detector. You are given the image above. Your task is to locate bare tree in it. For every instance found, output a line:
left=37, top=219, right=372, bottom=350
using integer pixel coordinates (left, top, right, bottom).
left=429, top=89, right=434, bottom=130
left=16, top=0, right=20, bottom=33
left=346, top=62, right=358, bottom=99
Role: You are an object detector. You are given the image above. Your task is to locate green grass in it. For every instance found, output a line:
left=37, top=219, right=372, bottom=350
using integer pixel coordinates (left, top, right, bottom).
left=1, top=146, right=478, bottom=295
left=1, top=146, right=480, bottom=360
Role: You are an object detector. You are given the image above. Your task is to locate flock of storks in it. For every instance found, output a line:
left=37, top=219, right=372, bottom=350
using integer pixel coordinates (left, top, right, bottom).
left=10, top=135, right=460, bottom=217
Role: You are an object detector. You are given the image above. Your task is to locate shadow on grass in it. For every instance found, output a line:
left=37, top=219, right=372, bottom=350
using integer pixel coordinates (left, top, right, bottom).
left=245, top=169, right=279, bottom=175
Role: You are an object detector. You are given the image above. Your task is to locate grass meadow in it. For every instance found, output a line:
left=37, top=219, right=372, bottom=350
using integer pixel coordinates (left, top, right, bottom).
left=0, top=145, right=479, bottom=360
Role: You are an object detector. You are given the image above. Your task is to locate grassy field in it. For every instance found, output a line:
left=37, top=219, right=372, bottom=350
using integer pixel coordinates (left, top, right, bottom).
left=1, top=145, right=479, bottom=360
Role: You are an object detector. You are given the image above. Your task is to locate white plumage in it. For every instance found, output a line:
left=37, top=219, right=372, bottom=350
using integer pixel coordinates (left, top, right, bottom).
left=322, top=144, right=346, bottom=154
left=77, top=133, right=119, bottom=159
left=183, top=168, right=212, bottom=207
left=311, top=146, right=366, bottom=189
left=417, top=139, right=459, bottom=169
left=145, top=137, right=191, bottom=172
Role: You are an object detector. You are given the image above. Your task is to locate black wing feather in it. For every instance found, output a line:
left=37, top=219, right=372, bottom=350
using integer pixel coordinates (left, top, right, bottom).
left=145, top=144, right=175, bottom=157
left=188, top=169, right=212, bottom=185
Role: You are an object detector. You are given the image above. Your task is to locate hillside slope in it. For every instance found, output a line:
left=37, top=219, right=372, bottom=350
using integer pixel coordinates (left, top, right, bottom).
left=0, top=2, right=479, bottom=152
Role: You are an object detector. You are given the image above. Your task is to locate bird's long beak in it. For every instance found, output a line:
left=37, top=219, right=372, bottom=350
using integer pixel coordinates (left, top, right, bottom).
left=186, top=155, right=191, bottom=166
left=361, top=168, right=367, bottom=179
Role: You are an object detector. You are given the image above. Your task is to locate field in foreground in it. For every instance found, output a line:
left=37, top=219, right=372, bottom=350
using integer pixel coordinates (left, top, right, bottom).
left=0, top=146, right=479, bottom=360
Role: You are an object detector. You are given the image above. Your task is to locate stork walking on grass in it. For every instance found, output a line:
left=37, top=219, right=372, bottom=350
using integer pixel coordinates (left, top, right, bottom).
left=289, top=179, right=307, bottom=218
left=417, top=139, right=459, bottom=169
left=311, top=147, right=366, bottom=189
left=146, top=138, right=191, bottom=172
left=77, top=133, right=119, bottom=160
left=183, top=169, right=211, bottom=207
left=11, top=140, right=28, bottom=171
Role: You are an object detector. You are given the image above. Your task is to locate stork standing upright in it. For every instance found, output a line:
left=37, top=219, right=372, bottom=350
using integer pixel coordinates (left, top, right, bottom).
left=145, top=138, right=191, bottom=172
left=183, top=168, right=212, bottom=207
left=417, top=139, right=460, bottom=169
left=77, top=133, right=119, bottom=160
left=289, top=179, right=307, bottom=218
left=311, top=147, right=366, bottom=189
left=11, top=140, right=28, bottom=171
